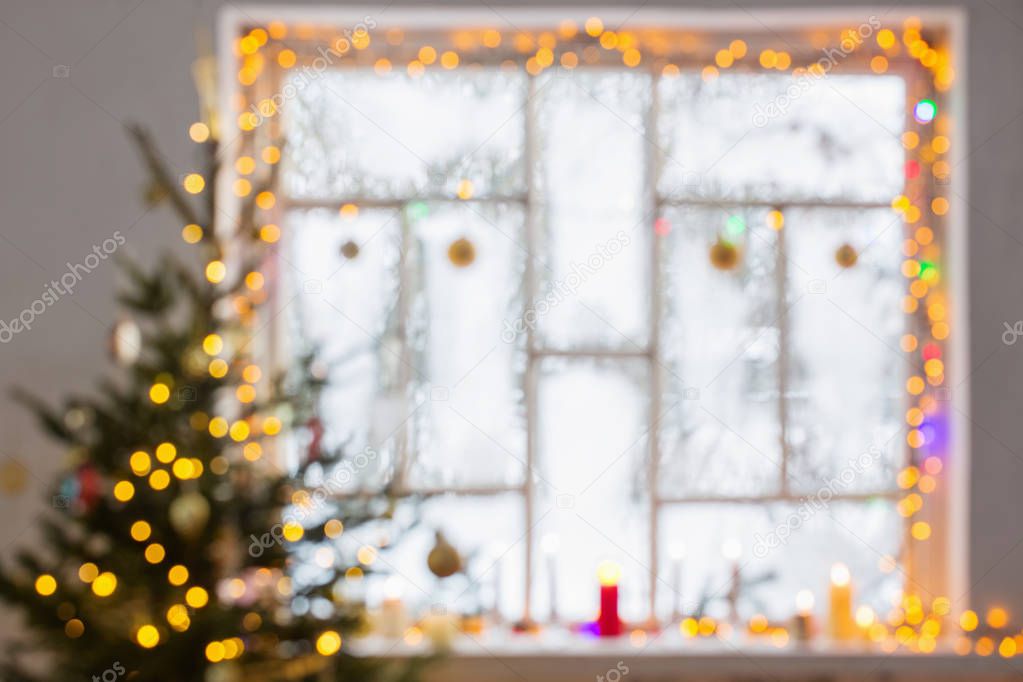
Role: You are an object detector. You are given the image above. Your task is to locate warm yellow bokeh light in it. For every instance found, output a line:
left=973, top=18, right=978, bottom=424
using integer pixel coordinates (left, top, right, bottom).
left=208, top=416, right=229, bottom=438
left=78, top=562, right=99, bottom=583
left=316, top=630, right=342, bottom=656
left=149, top=383, right=171, bottom=404
left=92, top=572, right=117, bottom=597
left=168, top=564, right=189, bottom=586
left=145, top=543, right=166, bottom=564
left=113, top=480, right=135, bottom=502
left=155, top=442, right=177, bottom=463
left=149, top=469, right=171, bottom=490
left=136, top=624, right=160, bottom=649
left=131, top=520, right=152, bottom=542
left=181, top=224, right=203, bottom=244
left=183, top=174, right=205, bottom=194
left=186, top=586, right=209, bottom=609
left=35, top=574, right=57, bottom=596
left=188, top=122, right=210, bottom=143
left=205, top=260, right=227, bottom=284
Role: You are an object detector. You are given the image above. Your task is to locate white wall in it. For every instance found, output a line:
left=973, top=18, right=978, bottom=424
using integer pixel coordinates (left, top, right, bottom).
left=1, top=0, right=1022, bottom=629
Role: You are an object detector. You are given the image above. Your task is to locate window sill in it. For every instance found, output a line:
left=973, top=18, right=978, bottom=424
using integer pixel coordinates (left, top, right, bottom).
left=353, top=631, right=1019, bottom=681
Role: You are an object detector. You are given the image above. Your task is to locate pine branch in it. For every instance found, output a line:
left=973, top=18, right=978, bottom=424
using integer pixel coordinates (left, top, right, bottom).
left=126, top=124, right=203, bottom=228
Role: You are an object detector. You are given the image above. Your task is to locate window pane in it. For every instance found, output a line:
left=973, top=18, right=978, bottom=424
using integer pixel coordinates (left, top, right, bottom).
left=367, top=494, right=525, bottom=620
left=784, top=207, right=907, bottom=494
left=533, top=357, right=650, bottom=622
left=284, top=207, right=402, bottom=477
left=406, top=202, right=527, bottom=489
left=658, top=73, right=905, bottom=202
left=534, top=70, right=651, bottom=350
left=658, top=206, right=782, bottom=498
left=284, top=69, right=526, bottom=200
left=657, top=500, right=903, bottom=622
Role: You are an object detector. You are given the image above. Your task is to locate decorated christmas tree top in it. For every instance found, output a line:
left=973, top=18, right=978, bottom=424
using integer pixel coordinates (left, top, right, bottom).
left=0, top=124, right=417, bottom=682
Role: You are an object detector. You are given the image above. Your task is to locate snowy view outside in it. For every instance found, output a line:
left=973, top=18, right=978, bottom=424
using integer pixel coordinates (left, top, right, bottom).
left=279, top=63, right=909, bottom=623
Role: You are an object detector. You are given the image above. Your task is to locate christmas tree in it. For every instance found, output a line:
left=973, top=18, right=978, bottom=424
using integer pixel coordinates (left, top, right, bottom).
left=0, top=125, right=423, bottom=682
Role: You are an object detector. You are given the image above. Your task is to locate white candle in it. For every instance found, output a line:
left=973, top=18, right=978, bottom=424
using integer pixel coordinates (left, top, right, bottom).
left=722, top=539, right=742, bottom=623
left=828, top=563, right=854, bottom=641
left=541, top=533, right=560, bottom=623
left=377, top=577, right=408, bottom=638
left=794, top=589, right=815, bottom=642
left=669, top=543, right=686, bottom=622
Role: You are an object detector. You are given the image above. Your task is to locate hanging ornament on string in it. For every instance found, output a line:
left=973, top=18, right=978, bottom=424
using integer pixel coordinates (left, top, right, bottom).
left=60, top=463, right=101, bottom=514
left=709, top=237, right=741, bottom=271
left=169, top=491, right=211, bottom=540
left=835, top=243, right=859, bottom=268
left=108, top=318, right=142, bottom=366
left=447, top=237, right=476, bottom=268
left=0, top=457, right=28, bottom=497
left=143, top=179, right=168, bottom=207
left=340, top=240, right=360, bottom=260
left=306, top=416, right=324, bottom=462
left=427, top=531, right=462, bottom=578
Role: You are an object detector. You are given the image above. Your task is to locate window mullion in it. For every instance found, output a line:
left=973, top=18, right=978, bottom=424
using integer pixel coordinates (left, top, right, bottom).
left=522, top=72, right=539, bottom=625
left=646, top=68, right=664, bottom=624
left=775, top=203, right=791, bottom=496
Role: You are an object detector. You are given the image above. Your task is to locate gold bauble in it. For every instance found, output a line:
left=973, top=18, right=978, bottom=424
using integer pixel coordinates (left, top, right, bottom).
left=108, top=318, right=141, bottom=366
left=340, top=240, right=360, bottom=260
left=169, top=492, right=211, bottom=541
left=835, top=243, right=858, bottom=268
left=709, top=239, right=740, bottom=270
left=0, top=457, right=28, bottom=496
left=427, top=531, right=462, bottom=578
left=447, top=238, right=476, bottom=268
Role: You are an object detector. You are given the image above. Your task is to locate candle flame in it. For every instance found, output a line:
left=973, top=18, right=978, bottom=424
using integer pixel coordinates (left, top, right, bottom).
left=596, top=561, right=621, bottom=586
left=796, top=589, right=815, bottom=614
left=831, top=563, right=851, bottom=587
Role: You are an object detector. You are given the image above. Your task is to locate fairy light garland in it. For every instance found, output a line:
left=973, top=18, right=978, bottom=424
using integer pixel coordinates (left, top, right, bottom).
left=212, top=14, right=1019, bottom=658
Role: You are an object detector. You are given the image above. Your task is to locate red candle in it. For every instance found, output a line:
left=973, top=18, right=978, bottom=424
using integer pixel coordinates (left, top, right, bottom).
left=596, top=562, right=623, bottom=637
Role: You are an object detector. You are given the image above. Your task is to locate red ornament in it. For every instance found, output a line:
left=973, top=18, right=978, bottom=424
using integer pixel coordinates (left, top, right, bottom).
left=654, top=218, right=671, bottom=236
left=77, top=465, right=101, bottom=511
left=922, top=342, right=942, bottom=361
left=306, top=416, right=324, bottom=461
left=904, top=160, right=921, bottom=180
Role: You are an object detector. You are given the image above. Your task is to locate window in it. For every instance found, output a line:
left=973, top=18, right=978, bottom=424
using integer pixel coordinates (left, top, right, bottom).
left=226, top=12, right=954, bottom=628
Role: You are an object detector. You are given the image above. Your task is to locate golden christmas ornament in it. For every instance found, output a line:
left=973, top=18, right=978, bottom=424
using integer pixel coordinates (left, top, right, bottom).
left=169, top=491, right=211, bottom=540
left=427, top=531, right=462, bottom=578
left=0, top=457, right=28, bottom=496
left=835, top=243, right=859, bottom=268
left=709, top=238, right=740, bottom=270
left=340, top=240, right=360, bottom=260
left=108, top=318, right=141, bottom=366
left=447, top=238, right=476, bottom=268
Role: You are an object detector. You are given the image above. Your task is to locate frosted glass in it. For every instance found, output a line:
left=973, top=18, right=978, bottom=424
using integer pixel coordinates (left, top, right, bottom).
left=405, top=202, right=527, bottom=489
left=657, top=500, right=903, bottom=622
left=359, top=493, right=525, bottom=620
left=284, top=207, right=401, bottom=469
left=784, top=208, right=906, bottom=494
left=533, top=357, right=650, bottom=622
left=658, top=73, right=905, bottom=202
left=284, top=69, right=526, bottom=200
left=534, top=70, right=651, bottom=349
left=658, top=206, right=783, bottom=498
